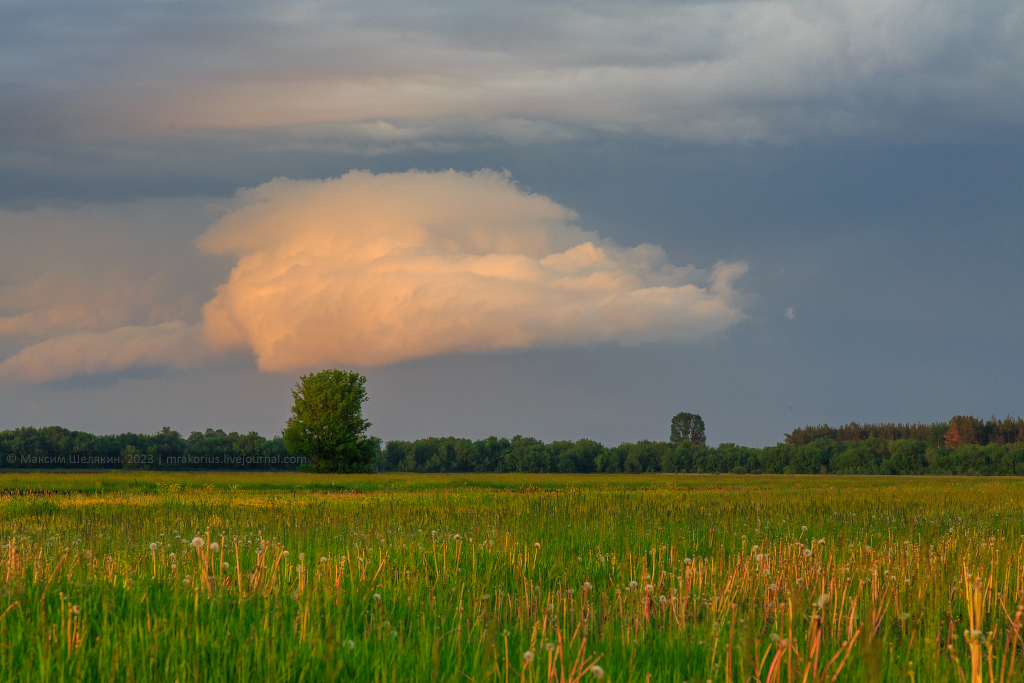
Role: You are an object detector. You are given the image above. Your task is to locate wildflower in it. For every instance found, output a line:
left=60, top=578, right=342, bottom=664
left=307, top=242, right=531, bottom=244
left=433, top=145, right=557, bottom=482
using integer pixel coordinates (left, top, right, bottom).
left=70, top=605, right=80, bottom=615
left=534, top=542, right=541, bottom=549
left=801, top=526, right=808, bottom=532
left=191, top=537, right=204, bottom=549
left=802, top=549, right=812, bottom=558
left=210, top=542, right=220, bottom=552
left=751, top=545, right=759, bottom=553
left=390, top=630, right=397, bottom=637
left=170, top=564, right=177, bottom=570
left=320, top=557, right=328, bottom=564
left=816, top=594, right=830, bottom=608
left=282, top=551, right=289, bottom=557
left=583, top=581, right=593, bottom=591
left=523, top=651, right=535, bottom=664
left=149, top=542, right=158, bottom=551
left=628, top=580, right=639, bottom=589
left=373, top=593, right=381, bottom=601
left=899, top=612, right=910, bottom=621
left=454, top=534, right=461, bottom=541
left=659, top=595, right=667, bottom=604
left=589, top=664, right=605, bottom=679
left=183, top=577, right=191, bottom=585
left=818, top=539, right=825, bottom=545
left=577, top=557, right=582, bottom=562
left=756, top=553, right=766, bottom=562
left=346, top=639, right=355, bottom=650
left=222, top=562, right=230, bottom=570
left=169, top=552, right=176, bottom=560
left=684, top=557, right=692, bottom=565
left=645, top=584, right=655, bottom=593
left=545, top=642, right=555, bottom=652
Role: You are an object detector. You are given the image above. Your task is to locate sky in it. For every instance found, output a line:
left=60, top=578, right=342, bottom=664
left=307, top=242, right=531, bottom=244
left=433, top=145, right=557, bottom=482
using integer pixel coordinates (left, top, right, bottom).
left=1, top=0, right=1022, bottom=447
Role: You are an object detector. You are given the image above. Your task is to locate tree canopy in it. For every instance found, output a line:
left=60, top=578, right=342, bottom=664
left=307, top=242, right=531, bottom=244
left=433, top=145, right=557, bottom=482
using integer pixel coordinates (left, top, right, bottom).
left=282, top=369, right=379, bottom=473
left=670, top=412, right=706, bottom=446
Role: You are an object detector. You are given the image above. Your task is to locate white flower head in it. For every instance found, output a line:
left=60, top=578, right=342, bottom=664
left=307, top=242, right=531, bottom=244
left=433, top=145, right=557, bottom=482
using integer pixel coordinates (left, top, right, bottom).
left=590, top=664, right=605, bottom=679
left=149, top=542, right=158, bottom=551
left=210, top=542, right=220, bottom=553
left=191, top=537, right=205, bottom=549
left=523, top=651, right=535, bottom=664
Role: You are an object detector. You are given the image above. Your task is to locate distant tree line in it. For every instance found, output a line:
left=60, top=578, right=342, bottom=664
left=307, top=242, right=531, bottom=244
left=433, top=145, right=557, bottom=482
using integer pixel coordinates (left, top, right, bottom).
left=4, top=414, right=1024, bottom=475
left=785, top=416, right=1024, bottom=448
left=376, top=431, right=1024, bottom=476
left=0, top=426, right=294, bottom=470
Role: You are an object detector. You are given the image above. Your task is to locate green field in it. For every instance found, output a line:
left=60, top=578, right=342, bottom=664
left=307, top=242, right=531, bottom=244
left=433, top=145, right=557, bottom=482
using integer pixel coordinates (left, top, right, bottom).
left=0, top=473, right=1021, bottom=682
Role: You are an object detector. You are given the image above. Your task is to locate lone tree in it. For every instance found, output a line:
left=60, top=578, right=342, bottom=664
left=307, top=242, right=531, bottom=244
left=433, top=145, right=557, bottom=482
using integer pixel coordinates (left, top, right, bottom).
left=283, top=369, right=380, bottom=473
left=670, top=412, right=706, bottom=446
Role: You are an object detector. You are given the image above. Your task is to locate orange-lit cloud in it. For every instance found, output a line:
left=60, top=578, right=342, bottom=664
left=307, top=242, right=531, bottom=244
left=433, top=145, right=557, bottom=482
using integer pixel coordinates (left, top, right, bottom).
left=197, top=170, right=747, bottom=371
left=0, top=170, right=747, bottom=383
left=0, top=322, right=210, bottom=384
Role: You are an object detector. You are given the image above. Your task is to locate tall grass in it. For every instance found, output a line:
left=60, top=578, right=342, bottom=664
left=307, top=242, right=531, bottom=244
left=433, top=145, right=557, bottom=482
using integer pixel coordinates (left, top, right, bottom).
left=0, top=474, right=1022, bottom=681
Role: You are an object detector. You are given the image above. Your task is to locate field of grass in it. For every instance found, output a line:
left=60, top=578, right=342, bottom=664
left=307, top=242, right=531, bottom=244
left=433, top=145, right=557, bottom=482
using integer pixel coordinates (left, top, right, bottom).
left=0, top=473, right=1022, bottom=682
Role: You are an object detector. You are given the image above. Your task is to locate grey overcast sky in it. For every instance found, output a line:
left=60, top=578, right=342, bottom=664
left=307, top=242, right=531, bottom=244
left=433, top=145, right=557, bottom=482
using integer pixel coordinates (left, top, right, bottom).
left=1, top=0, right=1022, bottom=446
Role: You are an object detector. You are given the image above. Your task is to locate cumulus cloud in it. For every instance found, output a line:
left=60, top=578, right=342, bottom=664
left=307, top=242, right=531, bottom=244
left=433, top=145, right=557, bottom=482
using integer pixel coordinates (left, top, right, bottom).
left=0, top=199, right=228, bottom=383
left=0, top=170, right=746, bottom=382
left=197, top=169, right=747, bottom=371
left=0, top=322, right=211, bottom=384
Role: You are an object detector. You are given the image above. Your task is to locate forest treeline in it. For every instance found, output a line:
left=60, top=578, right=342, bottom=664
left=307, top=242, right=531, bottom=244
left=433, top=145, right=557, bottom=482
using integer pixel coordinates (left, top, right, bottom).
left=3, top=415, right=1024, bottom=475
left=785, top=416, right=1024, bottom=448
left=0, top=426, right=295, bottom=470
left=377, top=432, right=1024, bottom=476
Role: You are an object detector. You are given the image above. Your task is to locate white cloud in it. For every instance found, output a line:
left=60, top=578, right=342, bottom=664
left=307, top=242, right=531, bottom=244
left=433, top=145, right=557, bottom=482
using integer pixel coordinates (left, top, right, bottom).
left=197, top=170, right=747, bottom=370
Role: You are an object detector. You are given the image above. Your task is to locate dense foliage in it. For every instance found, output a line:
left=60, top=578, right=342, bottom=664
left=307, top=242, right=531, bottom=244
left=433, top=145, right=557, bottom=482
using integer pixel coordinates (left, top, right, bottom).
left=0, top=426, right=293, bottom=470
left=282, top=369, right=379, bottom=473
left=378, top=433, right=1024, bottom=475
left=785, top=415, right=1024, bottom=447
left=4, top=414, right=1024, bottom=474
left=669, top=411, right=706, bottom=445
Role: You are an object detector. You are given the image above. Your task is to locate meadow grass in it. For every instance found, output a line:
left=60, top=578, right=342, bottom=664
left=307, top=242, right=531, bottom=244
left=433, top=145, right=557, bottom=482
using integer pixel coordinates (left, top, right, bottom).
left=0, top=473, right=1022, bottom=682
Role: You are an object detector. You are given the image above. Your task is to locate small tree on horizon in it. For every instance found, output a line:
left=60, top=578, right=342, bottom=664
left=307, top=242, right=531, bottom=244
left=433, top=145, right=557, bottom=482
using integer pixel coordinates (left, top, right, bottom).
left=670, top=412, right=706, bottom=446
left=282, top=369, right=379, bottom=473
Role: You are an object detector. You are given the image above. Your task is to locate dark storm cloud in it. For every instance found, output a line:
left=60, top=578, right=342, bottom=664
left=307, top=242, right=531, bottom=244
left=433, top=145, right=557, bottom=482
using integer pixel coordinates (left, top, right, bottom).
left=1, top=0, right=1023, bottom=148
